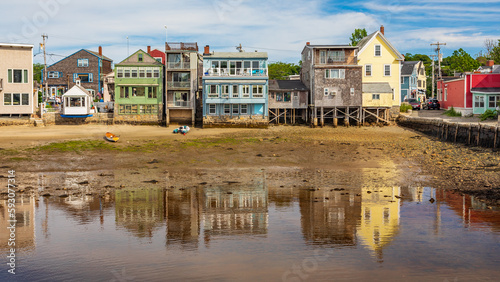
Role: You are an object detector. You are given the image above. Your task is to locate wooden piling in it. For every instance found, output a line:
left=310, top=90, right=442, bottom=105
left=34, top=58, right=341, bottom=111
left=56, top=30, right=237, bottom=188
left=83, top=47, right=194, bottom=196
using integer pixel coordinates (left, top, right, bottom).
left=477, top=124, right=481, bottom=146
left=494, top=126, right=498, bottom=150
left=333, top=118, right=338, bottom=128
left=468, top=124, right=472, bottom=145
left=454, top=124, right=459, bottom=143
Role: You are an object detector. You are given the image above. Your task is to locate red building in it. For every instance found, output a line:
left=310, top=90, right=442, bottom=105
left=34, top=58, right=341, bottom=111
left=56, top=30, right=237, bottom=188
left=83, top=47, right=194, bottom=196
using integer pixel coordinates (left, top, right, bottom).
left=437, top=73, right=500, bottom=115
left=147, top=46, right=165, bottom=65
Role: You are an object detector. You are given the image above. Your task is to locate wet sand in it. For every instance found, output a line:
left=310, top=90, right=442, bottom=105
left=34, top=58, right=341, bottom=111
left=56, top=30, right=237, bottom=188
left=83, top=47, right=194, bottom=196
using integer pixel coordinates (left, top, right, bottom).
left=0, top=124, right=499, bottom=206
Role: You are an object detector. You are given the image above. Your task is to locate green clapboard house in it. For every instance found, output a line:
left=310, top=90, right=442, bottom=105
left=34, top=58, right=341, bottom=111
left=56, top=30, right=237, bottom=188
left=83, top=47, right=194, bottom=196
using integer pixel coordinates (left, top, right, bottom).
left=114, top=50, right=164, bottom=124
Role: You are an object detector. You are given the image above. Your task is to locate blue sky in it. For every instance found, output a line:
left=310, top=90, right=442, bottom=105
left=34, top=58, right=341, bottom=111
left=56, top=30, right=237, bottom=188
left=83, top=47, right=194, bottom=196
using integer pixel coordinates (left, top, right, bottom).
left=1, top=0, right=499, bottom=65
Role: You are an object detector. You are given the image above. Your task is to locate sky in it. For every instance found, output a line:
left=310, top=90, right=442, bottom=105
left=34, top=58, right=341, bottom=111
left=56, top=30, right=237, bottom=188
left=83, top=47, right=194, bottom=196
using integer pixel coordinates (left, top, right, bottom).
left=1, top=0, right=500, bottom=65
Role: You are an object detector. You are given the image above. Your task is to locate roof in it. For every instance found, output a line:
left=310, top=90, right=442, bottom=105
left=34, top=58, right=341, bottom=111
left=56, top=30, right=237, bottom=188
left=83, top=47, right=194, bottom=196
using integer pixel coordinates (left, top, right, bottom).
left=471, top=87, right=500, bottom=93
left=269, top=80, right=308, bottom=91
left=401, top=61, right=419, bottom=76
left=85, top=49, right=113, bottom=62
left=357, top=31, right=404, bottom=61
left=204, top=51, right=268, bottom=59
left=116, top=49, right=164, bottom=66
left=301, top=44, right=356, bottom=54
left=0, top=43, right=33, bottom=48
left=362, top=82, right=393, bottom=93
left=62, top=84, right=91, bottom=97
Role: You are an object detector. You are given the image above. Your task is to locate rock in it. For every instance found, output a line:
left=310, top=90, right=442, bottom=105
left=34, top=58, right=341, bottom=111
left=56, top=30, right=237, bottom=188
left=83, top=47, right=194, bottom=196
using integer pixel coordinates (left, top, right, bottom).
left=78, top=181, right=89, bottom=185
left=143, top=180, right=159, bottom=184
left=429, top=198, right=435, bottom=203
left=59, top=194, right=69, bottom=198
left=42, top=193, right=51, bottom=197
left=147, top=159, right=160, bottom=164
left=199, top=182, right=208, bottom=185
left=256, top=154, right=263, bottom=157
left=367, top=191, right=372, bottom=194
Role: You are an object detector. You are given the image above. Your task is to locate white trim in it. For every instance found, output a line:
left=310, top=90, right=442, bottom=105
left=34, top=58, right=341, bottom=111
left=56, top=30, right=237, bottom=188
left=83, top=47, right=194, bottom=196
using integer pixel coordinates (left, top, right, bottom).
left=0, top=43, right=34, bottom=48
left=384, top=64, right=391, bottom=76
left=374, top=44, right=382, bottom=57
left=365, top=64, right=372, bottom=77
left=357, top=31, right=404, bottom=61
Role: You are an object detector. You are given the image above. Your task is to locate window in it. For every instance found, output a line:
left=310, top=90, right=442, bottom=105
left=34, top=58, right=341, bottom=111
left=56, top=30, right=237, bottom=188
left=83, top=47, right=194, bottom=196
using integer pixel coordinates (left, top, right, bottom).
left=325, top=69, right=345, bottom=79
left=326, top=50, right=345, bottom=63
left=8, top=69, right=28, bottom=84
left=132, top=87, right=145, bottom=97
left=350, top=88, right=355, bottom=96
left=48, top=71, right=60, bottom=78
left=131, top=69, right=138, bottom=78
left=242, top=85, right=250, bottom=98
left=21, top=93, right=29, bottom=105
left=120, top=87, right=130, bottom=98
left=138, top=53, right=143, bottom=62
left=224, top=104, right=230, bottom=114
left=384, top=65, right=391, bottom=76
left=252, top=85, right=264, bottom=98
left=392, top=88, right=395, bottom=100
left=221, top=85, right=229, bottom=98
left=146, top=68, right=153, bottom=78
left=4, top=93, right=11, bottom=105
left=147, top=87, right=157, bottom=99
left=475, top=95, right=485, bottom=108
left=207, top=85, right=219, bottom=98
left=153, top=68, right=160, bottom=78
left=77, top=59, right=89, bottom=67
left=209, top=104, right=216, bottom=115
left=284, top=92, right=291, bottom=102
left=365, top=65, right=372, bottom=76
left=232, top=104, right=239, bottom=114
left=320, top=51, right=326, bottom=64
left=74, top=73, right=93, bottom=82
left=401, top=76, right=404, bottom=84
left=240, top=104, right=248, bottom=114
left=87, top=89, right=95, bottom=97
left=372, top=94, right=380, bottom=100
left=276, top=93, right=283, bottom=101
left=12, top=93, right=20, bottom=105
left=154, top=57, right=162, bottom=63
left=232, top=85, right=239, bottom=98
left=374, top=45, right=381, bottom=56
left=124, top=68, right=131, bottom=78
left=489, top=96, right=500, bottom=108
left=117, top=68, right=123, bottom=78
left=139, top=68, right=145, bottom=78
left=444, top=88, right=448, bottom=101
left=418, top=80, right=422, bottom=88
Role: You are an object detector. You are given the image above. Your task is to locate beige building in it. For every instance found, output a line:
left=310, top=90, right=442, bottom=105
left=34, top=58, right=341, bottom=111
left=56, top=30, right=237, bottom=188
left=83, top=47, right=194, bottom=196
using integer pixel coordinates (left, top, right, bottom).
left=0, top=43, right=35, bottom=115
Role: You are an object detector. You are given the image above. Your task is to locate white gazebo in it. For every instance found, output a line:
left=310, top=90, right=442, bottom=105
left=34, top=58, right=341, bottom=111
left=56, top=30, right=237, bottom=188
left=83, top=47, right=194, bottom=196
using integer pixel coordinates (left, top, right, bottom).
left=61, top=79, right=93, bottom=117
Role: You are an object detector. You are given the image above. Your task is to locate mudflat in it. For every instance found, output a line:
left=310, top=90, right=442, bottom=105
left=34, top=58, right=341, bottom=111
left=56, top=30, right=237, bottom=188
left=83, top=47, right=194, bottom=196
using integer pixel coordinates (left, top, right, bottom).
left=0, top=124, right=499, bottom=206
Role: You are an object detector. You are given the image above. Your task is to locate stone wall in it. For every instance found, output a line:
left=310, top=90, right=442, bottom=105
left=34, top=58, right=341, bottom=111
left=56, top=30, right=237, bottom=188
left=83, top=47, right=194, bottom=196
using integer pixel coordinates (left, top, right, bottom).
left=113, top=113, right=161, bottom=126
left=0, top=117, right=34, bottom=127
left=398, top=116, right=500, bottom=149
left=42, top=112, right=114, bottom=125
left=203, top=115, right=268, bottom=128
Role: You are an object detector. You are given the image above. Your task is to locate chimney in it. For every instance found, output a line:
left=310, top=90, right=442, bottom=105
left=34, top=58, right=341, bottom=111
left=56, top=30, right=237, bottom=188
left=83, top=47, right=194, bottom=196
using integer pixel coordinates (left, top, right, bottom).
left=487, top=60, right=494, bottom=67
left=306, top=42, right=310, bottom=46
left=98, top=46, right=102, bottom=56
left=147, top=46, right=151, bottom=53
left=204, top=45, right=210, bottom=55
left=380, top=25, right=385, bottom=35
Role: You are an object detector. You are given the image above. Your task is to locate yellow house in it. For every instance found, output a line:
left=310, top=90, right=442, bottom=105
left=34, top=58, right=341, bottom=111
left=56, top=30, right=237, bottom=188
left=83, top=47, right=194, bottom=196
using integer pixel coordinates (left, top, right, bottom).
left=357, top=26, right=404, bottom=114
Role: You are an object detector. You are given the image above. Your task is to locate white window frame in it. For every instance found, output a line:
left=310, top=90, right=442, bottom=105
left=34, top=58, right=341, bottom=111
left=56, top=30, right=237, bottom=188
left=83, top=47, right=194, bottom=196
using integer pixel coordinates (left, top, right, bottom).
left=444, top=88, right=448, bottom=101
left=252, top=85, right=264, bottom=98
left=232, top=85, right=239, bottom=98
left=221, top=85, right=229, bottom=98
left=223, top=104, right=231, bottom=114
left=325, top=69, right=345, bottom=79
left=475, top=95, right=485, bottom=108
left=232, top=104, right=239, bottom=115
left=48, top=71, right=60, bottom=78
left=384, top=65, right=391, bottom=76
left=77, top=59, right=89, bottom=67
left=242, top=85, right=250, bottom=98
left=365, top=65, right=372, bottom=77
left=374, top=45, right=381, bottom=57
left=240, top=104, right=248, bottom=114
left=208, top=104, right=216, bottom=115
left=207, top=85, right=219, bottom=98
left=350, top=88, right=355, bottom=96
left=372, top=93, right=380, bottom=100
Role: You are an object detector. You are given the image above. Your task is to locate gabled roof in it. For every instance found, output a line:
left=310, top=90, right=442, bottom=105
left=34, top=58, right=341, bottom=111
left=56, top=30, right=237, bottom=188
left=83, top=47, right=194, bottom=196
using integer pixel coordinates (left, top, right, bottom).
left=116, top=49, right=164, bottom=66
left=362, top=82, right=393, bottom=93
left=269, top=80, right=308, bottom=91
left=85, top=49, right=113, bottom=62
left=401, top=61, right=419, bottom=76
left=47, top=49, right=112, bottom=68
left=357, top=31, right=404, bottom=61
left=62, top=84, right=91, bottom=97
left=301, top=44, right=356, bottom=55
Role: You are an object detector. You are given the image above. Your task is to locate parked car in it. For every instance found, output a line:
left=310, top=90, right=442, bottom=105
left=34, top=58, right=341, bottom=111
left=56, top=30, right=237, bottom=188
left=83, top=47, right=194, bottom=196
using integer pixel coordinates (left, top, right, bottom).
left=426, top=98, right=440, bottom=110
left=407, top=99, right=421, bottom=110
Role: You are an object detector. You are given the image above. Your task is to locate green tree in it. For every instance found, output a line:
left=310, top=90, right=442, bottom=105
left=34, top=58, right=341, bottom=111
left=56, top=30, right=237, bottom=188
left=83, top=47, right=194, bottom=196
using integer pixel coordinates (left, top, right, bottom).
left=448, top=48, right=480, bottom=73
left=268, top=62, right=301, bottom=80
left=490, top=40, right=500, bottom=64
left=349, top=28, right=367, bottom=46
left=33, top=63, right=44, bottom=83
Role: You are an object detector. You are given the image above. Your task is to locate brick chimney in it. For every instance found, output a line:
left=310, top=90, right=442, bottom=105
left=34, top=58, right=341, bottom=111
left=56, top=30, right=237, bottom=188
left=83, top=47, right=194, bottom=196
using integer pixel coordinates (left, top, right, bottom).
left=98, top=46, right=102, bottom=56
left=306, top=42, right=310, bottom=45
left=487, top=60, right=494, bottom=67
left=204, top=45, right=210, bottom=55
left=380, top=25, right=385, bottom=35
left=147, top=46, right=151, bottom=53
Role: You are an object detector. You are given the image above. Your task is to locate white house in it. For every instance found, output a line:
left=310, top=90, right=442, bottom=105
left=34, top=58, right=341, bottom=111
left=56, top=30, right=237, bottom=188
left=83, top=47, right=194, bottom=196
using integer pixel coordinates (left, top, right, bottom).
left=61, top=79, right=93, bottom=116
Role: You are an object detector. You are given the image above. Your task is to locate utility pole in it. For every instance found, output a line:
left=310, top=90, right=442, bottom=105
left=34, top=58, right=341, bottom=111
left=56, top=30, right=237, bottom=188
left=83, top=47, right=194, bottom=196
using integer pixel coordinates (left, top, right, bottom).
left=430, top=55, right=437, bottom=99
left=42, top=34, right=48, bottom=102
left=431, top=42, right=446, bottom=80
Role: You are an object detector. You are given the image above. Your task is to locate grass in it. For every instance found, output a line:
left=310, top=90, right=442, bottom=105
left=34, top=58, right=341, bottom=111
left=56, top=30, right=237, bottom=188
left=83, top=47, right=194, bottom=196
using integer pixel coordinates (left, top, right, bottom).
left=35, top=140, right=118, bottom=152
left=480, top=109, right=498, bottom=121
left=400, top=104, right=413, bottom=113
left=444, top=106, right=462, bottom=117
left=10, top=157, right=32, bottom=161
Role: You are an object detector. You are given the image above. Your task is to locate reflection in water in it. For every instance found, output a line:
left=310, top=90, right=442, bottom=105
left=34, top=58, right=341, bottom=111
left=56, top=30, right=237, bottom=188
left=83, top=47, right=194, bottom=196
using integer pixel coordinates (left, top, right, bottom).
left=0, top=194, right=36, bottom=252
left=166, top=188, right=201, bottom=248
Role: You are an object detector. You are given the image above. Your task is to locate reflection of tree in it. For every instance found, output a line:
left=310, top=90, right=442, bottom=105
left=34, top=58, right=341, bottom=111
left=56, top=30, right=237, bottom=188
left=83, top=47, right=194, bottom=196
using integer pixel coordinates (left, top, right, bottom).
left=0, top=195, right=36, bottom=252
left=299, top=188, right=361, bottom=246
left=115, top=188, right=165, bottom=238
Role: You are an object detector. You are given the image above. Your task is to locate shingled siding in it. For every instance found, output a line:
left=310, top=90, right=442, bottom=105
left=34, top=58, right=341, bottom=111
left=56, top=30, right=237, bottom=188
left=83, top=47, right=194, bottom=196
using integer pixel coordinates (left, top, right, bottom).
left=312, top=67, right=363, bottom=107
left=45, top=50, right=112, bottom=94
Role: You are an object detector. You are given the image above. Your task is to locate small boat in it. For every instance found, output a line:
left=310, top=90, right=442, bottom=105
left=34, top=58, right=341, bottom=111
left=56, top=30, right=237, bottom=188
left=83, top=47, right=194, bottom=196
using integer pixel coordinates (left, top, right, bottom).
left=105, top=132, right=119, bottom=142
left=173, top=126, right=190, bottom=135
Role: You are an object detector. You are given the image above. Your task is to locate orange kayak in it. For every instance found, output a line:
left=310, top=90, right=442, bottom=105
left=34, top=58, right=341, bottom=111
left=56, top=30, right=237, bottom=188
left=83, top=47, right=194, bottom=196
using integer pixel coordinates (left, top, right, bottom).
left=105, top=132, right=119, bottom=142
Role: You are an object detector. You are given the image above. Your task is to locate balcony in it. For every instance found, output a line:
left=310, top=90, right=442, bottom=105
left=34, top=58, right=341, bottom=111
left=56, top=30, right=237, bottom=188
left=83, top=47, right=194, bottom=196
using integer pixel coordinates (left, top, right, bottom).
left=167, top=62, right=191, bottom=70
left=204, top=68, right=268, bottom=77
left=165, top=42, right=198, bottom=51
left=167, top=81, right=191, bottom=89
left=167, top=101, right=192, bottom=108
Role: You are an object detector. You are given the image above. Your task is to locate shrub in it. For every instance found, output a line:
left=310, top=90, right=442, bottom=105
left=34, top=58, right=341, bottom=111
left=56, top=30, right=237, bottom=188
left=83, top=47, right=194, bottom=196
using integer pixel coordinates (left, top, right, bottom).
left=480, top=109, right=498, bottom=121
left=444, top=106, right=462, bottom=117
left=400, top=104, right=412, bottom=113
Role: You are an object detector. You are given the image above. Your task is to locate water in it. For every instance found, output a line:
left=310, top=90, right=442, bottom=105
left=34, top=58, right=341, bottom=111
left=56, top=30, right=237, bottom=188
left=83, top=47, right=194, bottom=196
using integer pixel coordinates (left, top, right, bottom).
left=1, top=175, right=499, bottom=281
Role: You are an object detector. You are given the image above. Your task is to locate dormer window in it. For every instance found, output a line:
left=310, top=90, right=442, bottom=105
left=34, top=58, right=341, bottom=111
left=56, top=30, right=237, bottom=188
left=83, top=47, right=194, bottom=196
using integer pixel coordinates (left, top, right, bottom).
left=374, top=45, right=381, bottom=57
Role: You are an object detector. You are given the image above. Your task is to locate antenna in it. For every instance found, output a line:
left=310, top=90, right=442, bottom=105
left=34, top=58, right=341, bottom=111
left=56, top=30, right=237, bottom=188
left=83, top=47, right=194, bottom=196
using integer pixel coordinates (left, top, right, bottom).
left=236, top=43, right=244, bottom=52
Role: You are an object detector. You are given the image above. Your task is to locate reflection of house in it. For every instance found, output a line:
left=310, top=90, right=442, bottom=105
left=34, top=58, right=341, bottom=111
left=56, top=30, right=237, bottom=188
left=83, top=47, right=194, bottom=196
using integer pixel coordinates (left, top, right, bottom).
left=165, top=42, right=201, bottom=126
left=202, top=185, right=268, bottom=241
left=202, top=46, right=269, bottom=127
left=437, top=73, right=500, bottom=115
left=0, top=195, right=36, bottom=251
left=166, top=189, right=201, bottom=248
left=115, top=188, right=166, bottom=238
left=43, top=47, right=113, bottom=100
left=357, top=186, right=400, bottom=261
left=299, top=189, right=361, bottom=246
left=268, top=80, right=308, bottom=124
left=0, top=43, right=35, bottom=116
left=301, top=43, right=363, bottom=126
left=114, top=49, right=164, bottom=124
